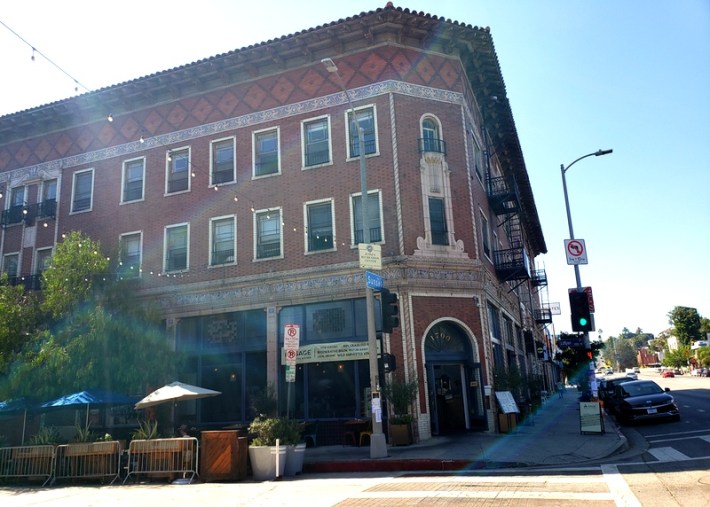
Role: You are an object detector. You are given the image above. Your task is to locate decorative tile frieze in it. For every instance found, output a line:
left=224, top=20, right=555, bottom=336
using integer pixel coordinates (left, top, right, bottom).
left=1, top=80, right=463, bottom=185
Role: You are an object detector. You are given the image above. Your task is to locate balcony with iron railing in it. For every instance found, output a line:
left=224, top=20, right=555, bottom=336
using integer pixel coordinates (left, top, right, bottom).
left=493, top=246, right=531, bottom=282
left=533, top=305, right=553, bottom=324
left=531, top=268, right=548, bottom=288
left=1, top=199, right=56, bottom=228
left=4, top=274, right=43, bottom=290
left=487, top=175, right=521, bottom=215
left=418, top=137, right=447, bottom=156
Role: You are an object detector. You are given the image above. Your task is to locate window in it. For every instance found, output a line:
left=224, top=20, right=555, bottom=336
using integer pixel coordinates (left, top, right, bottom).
left=253, top=128, right=279, bottom=177
left=166, top=148, right=190, bottom=194
left=211, top=138, right=235, bottom=185
left=119, top=232, right=142, bottom=277
left=42, top=179, right=57, bottom=202
left=429, top=197, right=448, bottom=245
left=473, top=137, right=484, bottom=183
left=164, top=224, right=189, bottom=272
left=35, top=248, right=52, bottom=275
left=351, top=191, right=382, bottom=244
left=72, top=169, right=94, bottom=213
left=255, top=209, right=281, bottom=259
left=3, top=187, right=25, bottom=225
left=481, top=212, right=491, bottom=258
left=122, top=158, right=144, bottom=203
left=39, top=179, right=57, bottom=218
left=420, top=117, right=445, bottom=154
left=210, top=216, right=236, bottom=266
left=3, top=253, right=19, bottom=277
left=305, top=200, right=334, bottom=252
left=10, top=186, right=25, bottom=208
left=303, top=117, right=331, bottom=167
left=347, top=106, right=377, bottom=158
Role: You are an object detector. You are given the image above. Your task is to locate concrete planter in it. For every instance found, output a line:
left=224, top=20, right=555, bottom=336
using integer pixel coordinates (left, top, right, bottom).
left=284, top=443, right=306, bottom=476
left=248, top=445, right=287, bottom=481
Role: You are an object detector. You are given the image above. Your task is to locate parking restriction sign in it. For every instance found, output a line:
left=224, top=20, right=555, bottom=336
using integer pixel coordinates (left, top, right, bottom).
left=284, top=324, right=300, bottom=366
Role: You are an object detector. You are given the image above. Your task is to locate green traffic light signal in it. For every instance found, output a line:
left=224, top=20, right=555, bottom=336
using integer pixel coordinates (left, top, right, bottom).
left=569, top=290, right=593, bottom=332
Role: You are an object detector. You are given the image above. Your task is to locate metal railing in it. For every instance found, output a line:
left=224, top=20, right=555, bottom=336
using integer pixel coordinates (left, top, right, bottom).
left=123, top=437, right=199, bottom=484
left=0, top=445, right=55, bottom=486
left=54, top=441, right=121, bottom=485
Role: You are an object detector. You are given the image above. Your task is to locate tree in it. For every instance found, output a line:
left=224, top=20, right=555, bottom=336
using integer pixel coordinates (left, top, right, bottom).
left=697, top=347, right=710, bottom=368
left=0, top=276, right=41, bottom=375
left=663, top=345, right=691, bottom=370
left=0, top=231, right=179, bottom=401
left=614, top=338, right=638, bottom=370
left=667, top=306, right=702, bottom=346
left=648, top=329, right=670, bottom=353
left=41, top=231, right=109, bottom=319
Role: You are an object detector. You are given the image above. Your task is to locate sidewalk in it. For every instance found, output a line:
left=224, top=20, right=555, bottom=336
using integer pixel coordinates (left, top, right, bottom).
left=304, top=388, right=627, bottom=473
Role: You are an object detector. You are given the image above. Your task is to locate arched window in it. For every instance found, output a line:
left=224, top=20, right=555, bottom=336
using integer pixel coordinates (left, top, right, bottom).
left=420, top=117, right=445, bottom=154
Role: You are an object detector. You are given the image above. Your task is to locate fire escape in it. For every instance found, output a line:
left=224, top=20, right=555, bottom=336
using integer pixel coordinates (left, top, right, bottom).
left=487, top=172, right=551, bottom=326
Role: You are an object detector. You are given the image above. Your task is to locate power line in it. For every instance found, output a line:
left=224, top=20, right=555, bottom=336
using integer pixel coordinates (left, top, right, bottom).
left=0, top=18, right=91, bottom=94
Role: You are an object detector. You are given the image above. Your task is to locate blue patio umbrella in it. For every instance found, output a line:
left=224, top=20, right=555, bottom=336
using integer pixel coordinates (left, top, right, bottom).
left=40, top=389, right=138, bottom=427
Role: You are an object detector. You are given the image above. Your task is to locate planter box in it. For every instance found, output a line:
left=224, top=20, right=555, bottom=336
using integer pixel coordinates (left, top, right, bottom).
left=389, top=423, right=413, bottom=446
left=200, top=431, right=248, bottom=482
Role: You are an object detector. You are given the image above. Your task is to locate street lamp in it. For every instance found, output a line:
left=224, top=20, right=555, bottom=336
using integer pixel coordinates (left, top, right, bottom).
left=322, top=57, right=387, bottom=458
left=561, top=149, right=612, bottom=349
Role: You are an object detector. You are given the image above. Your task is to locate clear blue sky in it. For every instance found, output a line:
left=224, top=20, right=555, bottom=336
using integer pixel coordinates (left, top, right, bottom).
left=1, top=1, right=708, bottom=339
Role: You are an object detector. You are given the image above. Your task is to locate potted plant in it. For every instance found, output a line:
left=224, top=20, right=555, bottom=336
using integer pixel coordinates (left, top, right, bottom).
left=383, top=377, right=419, bottom=445
left=247, top=416, right=298, bottom=480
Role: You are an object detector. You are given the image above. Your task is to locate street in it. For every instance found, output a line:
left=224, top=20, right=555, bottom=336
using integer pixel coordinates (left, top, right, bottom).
left=1, top=369, right=707, bottom=506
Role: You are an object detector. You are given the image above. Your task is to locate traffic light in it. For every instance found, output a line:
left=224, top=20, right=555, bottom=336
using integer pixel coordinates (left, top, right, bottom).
left=569, top=290, right=593, bottom=332
left=380, top=288, right=400, bottom=333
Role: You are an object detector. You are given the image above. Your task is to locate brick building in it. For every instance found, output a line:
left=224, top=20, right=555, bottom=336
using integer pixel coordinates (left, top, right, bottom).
left=0, top=4, right=552, bottom=441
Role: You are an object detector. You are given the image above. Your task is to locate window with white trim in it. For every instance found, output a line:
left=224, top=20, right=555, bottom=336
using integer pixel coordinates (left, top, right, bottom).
left=302, top=116, right=331, bottom=167
left=347, top=106, right=377, bottom=158
left=164, top=224, right=189, bottom=272
left=429, top=197, right=448, bottom=246
left=480, top=211, right=491, bottom=259
left=166, top=148, right=190, bottom=194
left=122, top=157, right=145, bottom=203
left=3, top=253, right=19, bottom=277
left=253, top=128, right=280, bottom=177
left=71, top=169, right=94, bottom=213
left=305, top=199, right=334, bottom=253
left=255, top=209, right=282, bottom=259
left=211, top=138, right=235, bottom=185
left=351, top=191, right=382, bottom=244
left=119, top=232, right=142, bottom=278
left=34, top=248, right=52, bottom=275
left=210, top=216, right=236, bottom=266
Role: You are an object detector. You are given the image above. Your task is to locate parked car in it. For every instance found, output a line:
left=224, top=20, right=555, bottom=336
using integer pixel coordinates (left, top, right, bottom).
left=625, top=372, right=638, bottom=380
left=599, top=376, right=636, bottom=408
left=661, top=369, right=675, bottom=378
left=612, top=380, right=680, bottom=424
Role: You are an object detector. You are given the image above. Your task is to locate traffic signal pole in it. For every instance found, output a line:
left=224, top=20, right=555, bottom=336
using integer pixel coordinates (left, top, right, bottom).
left=561, top=149, right=612, bottom=349
left=323, top=57, right=387, bottom=458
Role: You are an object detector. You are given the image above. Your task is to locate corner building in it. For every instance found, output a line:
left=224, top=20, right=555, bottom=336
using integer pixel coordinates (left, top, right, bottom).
left=0, top=4, right=553, bottom=442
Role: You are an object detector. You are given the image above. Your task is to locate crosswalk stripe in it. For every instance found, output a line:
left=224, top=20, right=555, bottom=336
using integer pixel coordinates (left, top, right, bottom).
left=648, top=446, right=691, bottom=461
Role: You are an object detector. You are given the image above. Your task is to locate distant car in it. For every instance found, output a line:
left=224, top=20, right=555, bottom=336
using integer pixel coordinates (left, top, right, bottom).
left=606, top=368, right=614, bottom=374
left=625, top=372, right=638, bottom=380
left=612, top=380, right=680, bottom=424
left=673, top=368, right=683, bottom=375
left=633, top=367, right=640, bottom=373
left=661, top=370, right=675, bottom=378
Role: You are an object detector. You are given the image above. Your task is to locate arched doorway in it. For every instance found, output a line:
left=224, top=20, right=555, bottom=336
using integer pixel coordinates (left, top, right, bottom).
left=425, top=322, right=487, bottom=434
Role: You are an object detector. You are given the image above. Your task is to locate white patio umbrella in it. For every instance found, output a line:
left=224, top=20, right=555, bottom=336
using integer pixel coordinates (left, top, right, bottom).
left=134, top=381, right=221, bottom=410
